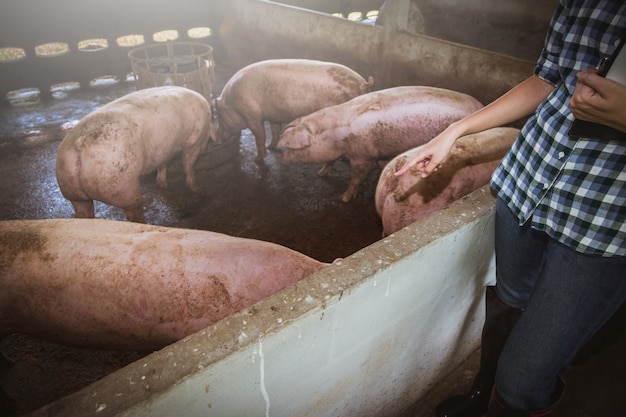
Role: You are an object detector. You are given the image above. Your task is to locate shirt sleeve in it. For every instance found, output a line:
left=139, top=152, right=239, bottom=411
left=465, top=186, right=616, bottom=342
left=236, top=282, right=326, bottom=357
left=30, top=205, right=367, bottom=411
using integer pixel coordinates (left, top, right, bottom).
left=534, top=0, right=569, bottom=86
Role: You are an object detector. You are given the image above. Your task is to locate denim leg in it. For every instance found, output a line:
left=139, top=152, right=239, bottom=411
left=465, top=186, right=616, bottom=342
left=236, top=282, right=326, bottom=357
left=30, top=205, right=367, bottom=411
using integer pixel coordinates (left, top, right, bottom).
left=493, top=197, right=548, bottom=309
left=493, top=200, right=626, bottom=410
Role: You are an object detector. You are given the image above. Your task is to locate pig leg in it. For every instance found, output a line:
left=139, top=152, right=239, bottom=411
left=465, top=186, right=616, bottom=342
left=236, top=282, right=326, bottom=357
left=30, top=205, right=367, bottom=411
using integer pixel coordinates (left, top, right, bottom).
left=340, top=159, right=376, bottom=202
left=71, top=200, right=95, bottom=218
left=317, top=161, right=336, bottom=176
left=118, top=181, right=146, bottom=223
left=268, top=122, right=282, bottom=150
left=124, top=205, right=146, bottom=223
left=156, top=163, right=169, bottom=189
left=181, top=141, right=207, bottom=193
left=248, top=121, right=268, bottom=160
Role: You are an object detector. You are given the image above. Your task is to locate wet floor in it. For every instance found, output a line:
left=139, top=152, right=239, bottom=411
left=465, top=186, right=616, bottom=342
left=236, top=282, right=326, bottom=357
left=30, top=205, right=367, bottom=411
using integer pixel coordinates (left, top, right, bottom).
left=0, top=66, right=383, bottom=415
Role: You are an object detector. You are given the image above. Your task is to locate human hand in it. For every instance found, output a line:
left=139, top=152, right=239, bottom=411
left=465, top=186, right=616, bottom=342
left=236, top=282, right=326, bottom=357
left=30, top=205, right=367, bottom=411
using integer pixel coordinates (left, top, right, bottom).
left=394, top=128, right=458, bottom=178
left=570, top=69, right=626, bottom=132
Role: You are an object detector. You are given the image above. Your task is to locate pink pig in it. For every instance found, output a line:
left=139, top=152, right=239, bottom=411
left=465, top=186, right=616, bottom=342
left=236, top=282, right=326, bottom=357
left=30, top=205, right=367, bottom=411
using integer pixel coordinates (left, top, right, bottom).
left=277, top=86, right=484, bottom=202
left=213, top=59, right=374, bottom=160
left=375, top=127, right=518, bottom=236
left=55, top=86, right=214, bottom=223
left=0, top=219, right=327, bottom=352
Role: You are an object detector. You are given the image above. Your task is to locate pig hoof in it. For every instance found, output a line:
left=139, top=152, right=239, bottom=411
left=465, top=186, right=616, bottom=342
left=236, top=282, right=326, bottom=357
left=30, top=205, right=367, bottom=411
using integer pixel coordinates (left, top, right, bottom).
left=339, top=192, right=354, bottom=203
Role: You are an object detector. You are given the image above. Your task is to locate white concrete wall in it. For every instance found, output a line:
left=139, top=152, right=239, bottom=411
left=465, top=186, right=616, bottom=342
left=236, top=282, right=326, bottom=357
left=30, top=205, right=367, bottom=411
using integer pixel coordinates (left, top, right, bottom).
left=27, top=185, right=498, bottom=417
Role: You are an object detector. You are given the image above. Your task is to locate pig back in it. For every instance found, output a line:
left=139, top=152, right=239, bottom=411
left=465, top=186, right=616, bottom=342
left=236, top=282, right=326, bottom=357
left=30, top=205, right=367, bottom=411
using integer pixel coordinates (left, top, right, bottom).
left=0, top=219, right=326, bottom=350
left=217, top=59, right=373, bottom=124
left=376, top=127, right=519, bottom=235
left=102, top=87, right=211, bottom=166
left=55, top=86, right=212, bottom=198
left=280, top=86, right=484, bottom=161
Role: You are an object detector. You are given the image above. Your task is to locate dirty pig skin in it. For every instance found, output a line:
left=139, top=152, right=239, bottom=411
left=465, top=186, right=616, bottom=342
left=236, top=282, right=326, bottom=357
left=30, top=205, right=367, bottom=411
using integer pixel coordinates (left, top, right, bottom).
left=277, top=86, right=484, bottom=202
left=375, top=127, right=519, bottom=236
left=55, top=86, right=215, bottom=223
left=213, top=58, right=374, bottom=160
left=0, top=219, right=327, bottom=352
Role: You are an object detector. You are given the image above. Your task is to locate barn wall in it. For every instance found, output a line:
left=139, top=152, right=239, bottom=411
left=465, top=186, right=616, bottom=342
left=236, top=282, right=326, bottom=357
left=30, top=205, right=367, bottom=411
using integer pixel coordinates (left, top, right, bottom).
left=276, top=0, right=557, bottom=61
left=216, top=0, right=535, bottom=104
left=1, top=0, right=537, bottom=105
left=27, top=185, right=498, bottom=417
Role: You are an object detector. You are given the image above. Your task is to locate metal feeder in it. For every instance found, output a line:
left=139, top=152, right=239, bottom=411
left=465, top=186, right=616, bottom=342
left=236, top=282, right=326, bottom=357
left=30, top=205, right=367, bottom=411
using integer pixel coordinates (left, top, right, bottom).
left=128, top=41, right=238, bottom=171
left=128, top=41, right=216, bottom=102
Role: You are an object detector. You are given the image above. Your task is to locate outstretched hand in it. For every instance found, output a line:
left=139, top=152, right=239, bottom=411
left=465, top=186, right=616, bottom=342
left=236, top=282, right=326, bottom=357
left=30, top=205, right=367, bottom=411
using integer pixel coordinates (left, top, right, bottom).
left=394, top=128, right=459, bottom=178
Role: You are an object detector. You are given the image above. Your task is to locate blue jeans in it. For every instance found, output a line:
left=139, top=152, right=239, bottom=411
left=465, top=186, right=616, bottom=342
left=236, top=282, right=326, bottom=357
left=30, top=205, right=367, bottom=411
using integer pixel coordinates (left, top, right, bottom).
left=493, top=197, right=626, bottom=410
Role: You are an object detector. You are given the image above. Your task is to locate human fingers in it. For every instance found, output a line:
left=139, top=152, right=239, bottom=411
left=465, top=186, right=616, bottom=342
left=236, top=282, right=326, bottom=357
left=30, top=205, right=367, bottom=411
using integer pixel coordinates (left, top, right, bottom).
left=394, top=152, right=429, bottom=177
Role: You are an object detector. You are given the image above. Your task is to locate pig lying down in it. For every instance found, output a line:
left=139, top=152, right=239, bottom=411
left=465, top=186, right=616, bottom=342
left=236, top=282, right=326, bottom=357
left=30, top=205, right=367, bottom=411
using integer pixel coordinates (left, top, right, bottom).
left=277, top=86, right=484, bottom=202
left=213, top=58, right=374, bottom=160
left=375, top=127, right=519, bottom=236
left=55, top=86, right=214, bottom=223
left=0, top=219, right=327, bottom=352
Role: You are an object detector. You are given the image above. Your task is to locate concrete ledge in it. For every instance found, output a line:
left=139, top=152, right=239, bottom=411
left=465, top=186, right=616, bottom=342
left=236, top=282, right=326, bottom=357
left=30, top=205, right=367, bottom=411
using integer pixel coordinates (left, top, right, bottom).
left=27, top=185, right=497, bottom=417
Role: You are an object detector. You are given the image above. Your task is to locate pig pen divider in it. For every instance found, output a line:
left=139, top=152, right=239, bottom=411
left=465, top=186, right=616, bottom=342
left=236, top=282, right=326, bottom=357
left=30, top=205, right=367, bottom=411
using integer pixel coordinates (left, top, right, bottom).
left=25, top=184, right=498, bottom=417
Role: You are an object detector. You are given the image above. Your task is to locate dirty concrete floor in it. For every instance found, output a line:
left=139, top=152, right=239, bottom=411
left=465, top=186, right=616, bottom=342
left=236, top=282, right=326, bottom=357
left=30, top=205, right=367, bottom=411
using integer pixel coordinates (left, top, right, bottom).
left=0, top=67, right=625, bottom=416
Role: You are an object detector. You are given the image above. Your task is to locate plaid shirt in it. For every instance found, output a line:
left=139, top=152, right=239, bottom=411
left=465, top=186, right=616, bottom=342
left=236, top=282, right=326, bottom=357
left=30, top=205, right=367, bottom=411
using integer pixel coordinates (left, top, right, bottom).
left=491, top=0, right=626, bottom=257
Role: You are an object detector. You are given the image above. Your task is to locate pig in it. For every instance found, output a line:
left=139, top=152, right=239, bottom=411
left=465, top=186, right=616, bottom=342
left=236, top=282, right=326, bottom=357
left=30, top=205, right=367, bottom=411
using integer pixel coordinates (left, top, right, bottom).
left=375, top=127, right=519, bottom=236
left=55, top=86, right=214, bottom=223
left=0, top=219, right=327, bottom=352
left=277, top=86, right=484, bottom=202
left=213, top=59, right=374, bottom=160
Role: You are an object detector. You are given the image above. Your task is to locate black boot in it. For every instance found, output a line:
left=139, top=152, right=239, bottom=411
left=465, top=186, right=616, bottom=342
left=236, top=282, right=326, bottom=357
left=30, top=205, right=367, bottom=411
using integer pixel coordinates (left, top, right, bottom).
left=486, top=377, right=565, bottom=416
left=435, top=286, right=523, bottom=417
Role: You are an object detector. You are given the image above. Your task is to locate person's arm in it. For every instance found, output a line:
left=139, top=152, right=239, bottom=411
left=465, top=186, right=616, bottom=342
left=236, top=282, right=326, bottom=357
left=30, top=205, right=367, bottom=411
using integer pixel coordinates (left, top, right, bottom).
left=395, top=75, right=555, bottom=177
left=570, top=69, right=626, bottom=133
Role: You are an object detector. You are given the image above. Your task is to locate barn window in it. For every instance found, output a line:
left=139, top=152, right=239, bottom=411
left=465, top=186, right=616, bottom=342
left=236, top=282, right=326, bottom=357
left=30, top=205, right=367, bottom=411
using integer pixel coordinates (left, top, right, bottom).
left=188, top=27, right=212, bottom=39
left=0, top=47, right=26, bottom=62
left=153, top=30, right=179, bottom=42
left=117, top=34, right=145, bottom=47
left=78, top=39, right=108, bottom=52
left=35, top=42, right=70, bottom=57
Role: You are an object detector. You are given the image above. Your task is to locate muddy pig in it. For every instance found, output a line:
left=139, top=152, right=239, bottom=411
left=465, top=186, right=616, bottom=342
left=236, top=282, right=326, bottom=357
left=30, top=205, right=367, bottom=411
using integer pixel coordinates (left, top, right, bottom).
left=277, top=86, right=484, bottom=202
left=0, top=219, right=327, bottom=352
left=55, top=86, right=214, bottom=223
left=213, top=59, right=374, bottom=160
left=375, top=127, right=518, bottom=236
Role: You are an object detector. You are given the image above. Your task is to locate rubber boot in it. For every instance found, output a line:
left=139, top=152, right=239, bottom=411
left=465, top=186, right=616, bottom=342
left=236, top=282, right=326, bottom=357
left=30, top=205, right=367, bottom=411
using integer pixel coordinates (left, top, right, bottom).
left=486, top=377, right=565, bottom=417
left=435, top=286, right=523, bottom=417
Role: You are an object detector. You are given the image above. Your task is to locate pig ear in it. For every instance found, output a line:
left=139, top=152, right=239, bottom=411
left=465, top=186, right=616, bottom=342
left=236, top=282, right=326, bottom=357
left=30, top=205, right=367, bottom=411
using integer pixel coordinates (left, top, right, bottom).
left=279, top=126, right=313, bottom=149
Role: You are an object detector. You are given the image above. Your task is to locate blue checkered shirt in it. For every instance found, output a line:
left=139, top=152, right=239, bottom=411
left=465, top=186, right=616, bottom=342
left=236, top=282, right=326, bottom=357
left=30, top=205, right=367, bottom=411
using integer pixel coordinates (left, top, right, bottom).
left=490, top=0, right=626, bottom=257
